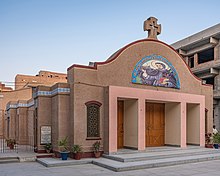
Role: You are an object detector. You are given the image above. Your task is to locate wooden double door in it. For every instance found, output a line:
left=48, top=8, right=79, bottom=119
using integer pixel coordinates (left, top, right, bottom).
left=146, top=103, right=165, bottom=147
left=117, top=101, right=165, bottom=149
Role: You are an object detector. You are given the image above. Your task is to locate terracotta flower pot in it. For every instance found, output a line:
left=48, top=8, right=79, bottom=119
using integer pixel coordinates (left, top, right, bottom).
left=9, top=144, right=14, bottom=150
left=94, top=151, right=102, bottom=158
left=205, top=144, right=213, bottom=148
left=74, top=153, right=82, bottom=160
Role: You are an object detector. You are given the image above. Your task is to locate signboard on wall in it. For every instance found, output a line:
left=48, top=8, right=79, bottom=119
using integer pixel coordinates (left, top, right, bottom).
left=40, top=126, right=51, bottom=144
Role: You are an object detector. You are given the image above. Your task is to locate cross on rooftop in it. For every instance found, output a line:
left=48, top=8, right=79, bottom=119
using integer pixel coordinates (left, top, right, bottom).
left=144, top=17, right=161, bottom=39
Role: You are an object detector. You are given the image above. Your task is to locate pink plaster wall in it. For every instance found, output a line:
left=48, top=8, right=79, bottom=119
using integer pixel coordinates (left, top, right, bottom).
left=67, top=39, right=211, bottom=153
left=108, top=86, right=205, bottom=153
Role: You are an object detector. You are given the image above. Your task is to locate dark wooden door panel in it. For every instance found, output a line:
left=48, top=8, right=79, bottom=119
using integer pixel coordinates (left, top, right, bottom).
left=117, top=101, right=124, bottom=149
left=146, top=103, right=165, bottom=147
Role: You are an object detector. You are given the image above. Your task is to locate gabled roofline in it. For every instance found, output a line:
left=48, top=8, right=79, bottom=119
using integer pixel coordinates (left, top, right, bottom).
left=67, top=38, right=212, bottom=87
left=67, top=39, right=159, bottom=71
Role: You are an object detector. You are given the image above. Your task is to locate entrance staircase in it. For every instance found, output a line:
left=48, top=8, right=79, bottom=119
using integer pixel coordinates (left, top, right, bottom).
left=92, top=146, right=220, bottom=172
left=0, top=156, right=19, bottom=164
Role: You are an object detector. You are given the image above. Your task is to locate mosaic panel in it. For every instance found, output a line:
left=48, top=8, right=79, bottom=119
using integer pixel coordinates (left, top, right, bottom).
left=132, top=54, right=180, bottom=89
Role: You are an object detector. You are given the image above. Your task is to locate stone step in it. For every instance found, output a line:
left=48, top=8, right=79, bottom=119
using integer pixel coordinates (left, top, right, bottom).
left=114, top=146, right=183, bottom=155
left=93, top=153, right=220, bottom=172
left=0, top=157, right=19, bottom=164
left=37, top=158, right=93, bottom=167
left=19, top=156, right=36, bottom=162
left=103, top=148, right=220, bottom=162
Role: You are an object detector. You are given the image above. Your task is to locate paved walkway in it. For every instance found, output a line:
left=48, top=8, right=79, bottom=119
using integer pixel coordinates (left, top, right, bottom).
left=0, top=160, right=220, bottom=176
left=1, top=146, right=220, bottom=175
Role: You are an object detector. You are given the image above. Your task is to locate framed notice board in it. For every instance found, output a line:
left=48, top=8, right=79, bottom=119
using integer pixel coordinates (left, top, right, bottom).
left=40, top=126, right=51, bottom=144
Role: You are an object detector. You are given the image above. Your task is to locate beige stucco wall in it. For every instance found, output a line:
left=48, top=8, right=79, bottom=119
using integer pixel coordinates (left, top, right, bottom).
left=17, top=106, right=28, bottom=144
left=34, top=83, right=70, bottom=151
left=70, top=83, right=104, bottom=152
left=0, top=110, right=4, bottom=138
left=57, top=95, right=70, bottom=140
left=6, top=99, right=35, bottom=146
left=52, top=93, right=70, bottom=150
left=51, top=94, right=58, bottom=149
left=15, top=71, right=67, bottom=90
left=201, top=88, right=213, bottom=133
left=8, top=108, right=17, bottom=139
left=6, top=100, right=33, bottom=145
left=27, top=105, right=34, bottom=146
left=124, top=100, right=138, bottom=148
left=0, top=88, right=32, bottom=137
left=0, top=89, right=32, bottom=109
left=187, top=104, right=200, bottom=145
left=37, top=96, right=52, bottom=150
left=165, top=103, right=181, bottom=146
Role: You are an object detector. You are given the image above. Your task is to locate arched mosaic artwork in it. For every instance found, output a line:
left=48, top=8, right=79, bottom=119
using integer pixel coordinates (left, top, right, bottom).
left=132, top=54, right=180, bottom=89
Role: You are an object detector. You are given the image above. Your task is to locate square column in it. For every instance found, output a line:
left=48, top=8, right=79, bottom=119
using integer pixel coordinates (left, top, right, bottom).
left=199, top=99, right=205, bottom=147
left=108, top=96, right=117, bottom=153
left=180, top=102, right=187, bottom=148
left=138, top=98, right=145, bottom=151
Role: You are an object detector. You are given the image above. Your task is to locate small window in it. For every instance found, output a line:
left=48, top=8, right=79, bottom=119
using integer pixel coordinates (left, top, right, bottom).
left=188, top=55, right=194, bottom=68
left=85, top=101, right=102, bottom=138
left=198, top=48, right=214, bottom=64
left=202, top=77, right=214, bottom=89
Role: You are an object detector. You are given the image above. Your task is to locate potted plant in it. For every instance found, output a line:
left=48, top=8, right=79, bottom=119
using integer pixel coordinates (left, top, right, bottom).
left=58, top=137, right=69, bottom=160
left=44, top=143, right=52, bottom=153
left=93, top=141, right=102, bottom=158
left=213, top=133, right=220, bottom=149
left=72, top=144, right=83, bottom=160
left=8, top=139, right=16, bottom=149
left=205, top=133, right=213, bottom=148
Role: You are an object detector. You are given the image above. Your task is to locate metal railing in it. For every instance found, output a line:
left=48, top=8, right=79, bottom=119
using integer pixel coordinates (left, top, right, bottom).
left=0, top=136, right=18, bottom=153
left=0, top=135, right=34, bottom=153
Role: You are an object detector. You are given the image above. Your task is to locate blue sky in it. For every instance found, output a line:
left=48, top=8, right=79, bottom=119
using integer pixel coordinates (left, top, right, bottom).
left=1, top=0, right=220, bottom=87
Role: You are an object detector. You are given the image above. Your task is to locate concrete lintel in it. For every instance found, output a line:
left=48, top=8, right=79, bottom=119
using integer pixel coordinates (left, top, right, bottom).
left=210, top=68, right=219, bottom=75
left=179, top=49, right=187, bottom=55
left=185, top=43, right=213, bottom=56
left=210, top=37, right=219, bottom=45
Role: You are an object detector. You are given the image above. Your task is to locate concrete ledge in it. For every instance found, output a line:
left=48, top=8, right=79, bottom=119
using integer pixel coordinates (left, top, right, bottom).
left=103, top=148, right=220, bottom=162
left=93, top=153, right=220, bottom=172
left=19, top=156, right=36, bottom=162
left=36, top=147, right=220, bottom=172
left=37, top=158, right=93, bottom=167
left=0, top=157, right=19, bottom=164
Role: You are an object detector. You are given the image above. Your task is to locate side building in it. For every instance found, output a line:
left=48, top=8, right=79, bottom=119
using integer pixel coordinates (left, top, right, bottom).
left=0, top=83, right=13, bottom=92
left=1, top=71, right=67, bottom=141
left=171, top=23, right=220, bottom=131
left=15, top=70, right=67, bottom=90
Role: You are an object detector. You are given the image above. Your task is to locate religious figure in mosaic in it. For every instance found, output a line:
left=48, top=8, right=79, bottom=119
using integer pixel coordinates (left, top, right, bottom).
left=132, top=55, right=180, bottom=89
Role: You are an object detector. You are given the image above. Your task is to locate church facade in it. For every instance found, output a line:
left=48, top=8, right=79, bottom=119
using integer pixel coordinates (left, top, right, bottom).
left=5, top=17, right=213, bottom=155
